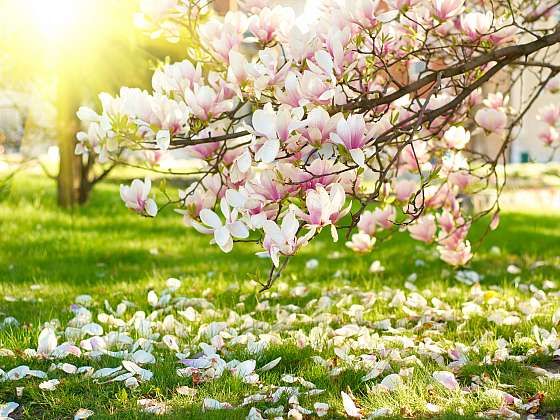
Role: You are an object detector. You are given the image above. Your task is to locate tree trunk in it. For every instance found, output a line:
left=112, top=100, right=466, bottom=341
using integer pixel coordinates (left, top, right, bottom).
left=56, top=71, right=81, bottom=208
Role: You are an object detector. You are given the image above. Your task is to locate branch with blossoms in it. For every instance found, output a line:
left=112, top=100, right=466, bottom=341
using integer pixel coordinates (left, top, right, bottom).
left=77, top=0, right=560, bottom=289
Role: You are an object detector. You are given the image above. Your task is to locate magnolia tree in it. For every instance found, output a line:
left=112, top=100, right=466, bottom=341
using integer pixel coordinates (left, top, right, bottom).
left=78, top=0, right=560, bottom=289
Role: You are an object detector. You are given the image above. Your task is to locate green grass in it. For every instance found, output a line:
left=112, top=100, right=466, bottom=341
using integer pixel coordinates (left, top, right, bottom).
left=1, top=173, right=560, bottom=419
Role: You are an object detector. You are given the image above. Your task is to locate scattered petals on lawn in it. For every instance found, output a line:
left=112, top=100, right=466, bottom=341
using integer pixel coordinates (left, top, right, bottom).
left=1, top=273, right=560, bottom=418
left=73, top=408, right=94, bottom=419
left=0, top=402, right=19, bottom=418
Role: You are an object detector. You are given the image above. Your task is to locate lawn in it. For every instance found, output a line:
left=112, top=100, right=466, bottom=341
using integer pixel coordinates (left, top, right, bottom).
left=1, top=173, right=560, bottom=419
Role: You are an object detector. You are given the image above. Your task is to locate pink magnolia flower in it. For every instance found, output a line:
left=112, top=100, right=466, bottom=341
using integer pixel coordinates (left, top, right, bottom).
left=297, top=184, right=350, bottom=241
left=437, top=209, right=455, bottom=233
left=330, top=114, right=375, bottom=167
left=483, top=92, right=508, bottom=110
left=468, top=89, right=483, bottom=107
left=275, top=72, right=306, bottom=107
left=438, top=241, right=473, bottom=266
left=373, top=206, right=396, bottom=230
left=490, top=212, right=500, bottom=231
left=200, top=11, right=247, bottom=63
left=144, top=150, right=163, bottom=166
left=227, top=50, right=249, bottom=86
left=300, top=70, right=335, bottom=105
left=261, top=210, right=315, bottom=266
left=351, top=0, right=400, bottom=28
left=461, top=12, right=492, bottom=40
left=120, top=178, right=158, bottom=217
left=177, top=189, right=215, bottom=228
left=438, top=220, right=470, bottom=250
left=192, top=198, right=250, bottom=253
left=443, top=126, right=470, bottom=149
left=185, top=85, right=231, bottom=121
left=408, top=215, right=437, bottom=243
left=189, top=141, right=222, bottom=161
left=448, top=171, right=475, bottom=191
left=152, top=60, right=202, bottom=95
left=246, top=48, right=291, bottom=95
left=394, top=179, right=418, bottom=201
left=475, top=108, right=507, bottom=133
left=250, top=170, right=290, bottom=202
left=286, top=26, right=319, bottom=63
left=432, top=0, right=464, bottom=20
left=487, top=24, right=518, bottom=45
left=248, top=6, right=295, bottom=43
left=357, top=211, right=376, bottom=235
left=537, top=104, right=560, bottom=126
left=301, top=108, right=341, bottom=147
left=538, top=127, right=560, bottom=146
left=400, top=140, right=430, bottom=171
left=284, top=159, right=346, bottom=192
left=187, top=126, right=224, bottom=160
left=202, top=174, right=226, bottom=199
left=251, top=104, right=305, bottom=163
left=345, top=233, right=376, bottom=254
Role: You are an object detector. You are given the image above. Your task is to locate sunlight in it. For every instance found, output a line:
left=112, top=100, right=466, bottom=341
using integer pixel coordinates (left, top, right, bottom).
left=29, top=0, right=85, bottom=41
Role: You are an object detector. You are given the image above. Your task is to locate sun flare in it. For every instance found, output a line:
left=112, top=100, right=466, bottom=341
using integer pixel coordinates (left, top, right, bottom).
left=29, top=0, right=85, bottom=40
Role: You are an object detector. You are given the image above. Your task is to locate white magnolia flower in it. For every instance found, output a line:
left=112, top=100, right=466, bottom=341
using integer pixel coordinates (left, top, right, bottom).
left=192, top=198, right=250, bottom=253
left=120, top=178, right=158, bottom=217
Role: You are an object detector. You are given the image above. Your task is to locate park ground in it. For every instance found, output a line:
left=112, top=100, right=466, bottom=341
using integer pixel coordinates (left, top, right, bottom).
left=0, top=173, right=560, bottom=419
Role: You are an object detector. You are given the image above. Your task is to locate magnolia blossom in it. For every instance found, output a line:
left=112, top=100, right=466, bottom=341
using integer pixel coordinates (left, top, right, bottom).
left=248, top=6, right=295, bottom=43
left=394, top=179, right=417, bottom=201
left=539, top=126, right=560, bottom=146
left=302, top=108, right=340, bottom=147
left=262, top=210, right=315, bottom=266
left=152, top=60, right=202, bottom=95
left=199, top=12, right=247, bottom=63
left=546, top=75, right=560, bottom=93
left=330, top=114, right=374, bottom=167
left=408, top=215, right=437, bottom=243
left=252, top=104, right=304, bottom=163
left=483, top=92, right=508, bottom=110
left=443, top=126, right=470, bottom=149
left=433, top=0, right=464, bottom=20
left=475, top=108, right=507, bottom=133
left=296, top=184, right=350, bottom=241
left=373, top=206, right=396, bottom=230
left=357, top=211, right=376, bottom=236
left=351, top=0, right=400, bottom=28
left=346, top=233, right=376, bottom=254
left=185, top=85, right=231, bottom=121
left=192, top=198, right=250, bottom=253
left=461, top=12, right=492, bottom=40
left=438, top=241, right=473, bottom=266
left=120, top=178, right=158, bottom=217
left=537, top=104, right=560, bottom=126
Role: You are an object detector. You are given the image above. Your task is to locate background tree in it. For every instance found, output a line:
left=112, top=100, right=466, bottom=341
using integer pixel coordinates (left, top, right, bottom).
left=0, top=0, right=195, bottom=206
